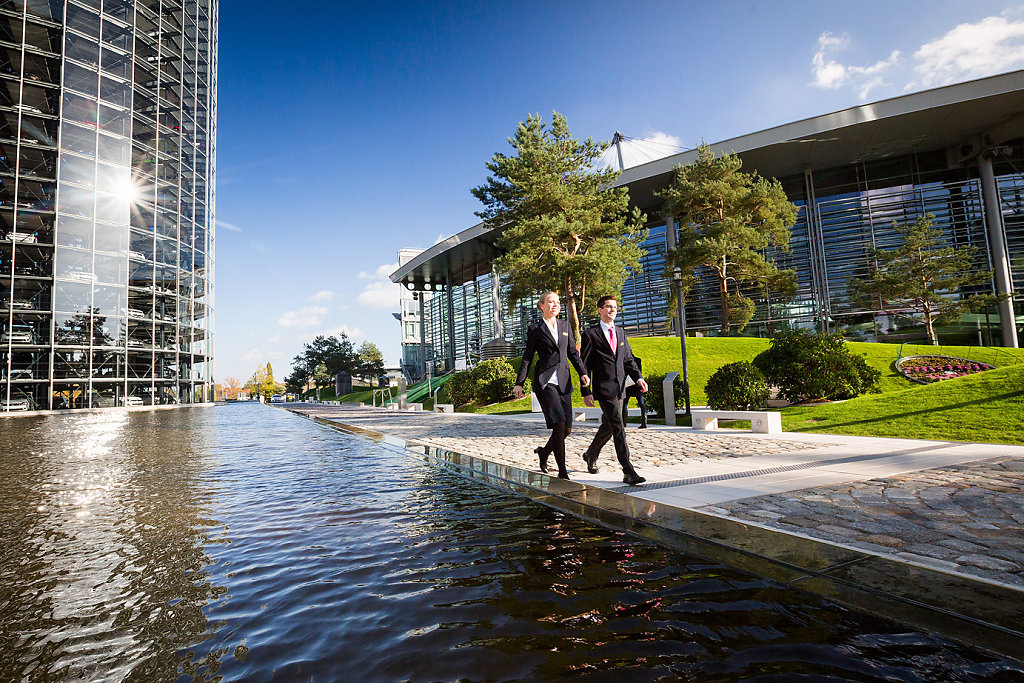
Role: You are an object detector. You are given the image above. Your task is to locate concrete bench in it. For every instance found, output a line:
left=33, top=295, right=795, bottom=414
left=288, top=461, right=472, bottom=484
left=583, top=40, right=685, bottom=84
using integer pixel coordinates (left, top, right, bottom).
left=407, top=402, right=423, bottom=411
left=691, top=409, right=782, bottom=434
left=435, top=403, right=455, bottom=413
left=573, top=407, right=642, bottom=421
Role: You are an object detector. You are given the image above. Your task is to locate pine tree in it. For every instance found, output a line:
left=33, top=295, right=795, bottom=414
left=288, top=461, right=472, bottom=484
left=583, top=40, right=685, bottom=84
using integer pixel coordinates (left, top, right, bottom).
left=849, top=213, right=1002, bottom=345
left=658, top=144, right=798, bottom=335
left=472, top=112, right=646, bottom=346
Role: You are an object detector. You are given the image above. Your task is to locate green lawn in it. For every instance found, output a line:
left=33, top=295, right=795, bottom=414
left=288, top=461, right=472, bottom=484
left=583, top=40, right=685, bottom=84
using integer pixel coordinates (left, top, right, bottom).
left=460, top=335, right=1024, bottom=444
left=780, top=363, right=1024, bottom=445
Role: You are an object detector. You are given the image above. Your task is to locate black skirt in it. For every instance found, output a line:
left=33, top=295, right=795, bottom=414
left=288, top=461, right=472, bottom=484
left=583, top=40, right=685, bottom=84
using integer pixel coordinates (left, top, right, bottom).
left=535, top=382, right=574, bottom=429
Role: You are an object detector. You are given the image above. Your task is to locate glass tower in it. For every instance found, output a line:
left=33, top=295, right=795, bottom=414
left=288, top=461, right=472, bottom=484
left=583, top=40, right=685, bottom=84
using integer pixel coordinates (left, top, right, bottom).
left=0, top=0, right=216, bottom=411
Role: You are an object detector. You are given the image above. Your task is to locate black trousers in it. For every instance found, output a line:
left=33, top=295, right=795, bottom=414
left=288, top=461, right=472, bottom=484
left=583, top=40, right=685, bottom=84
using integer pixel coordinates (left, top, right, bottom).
left=622, top=391, right=648, bottom=425
left=584, top=397, right=639, bottom=477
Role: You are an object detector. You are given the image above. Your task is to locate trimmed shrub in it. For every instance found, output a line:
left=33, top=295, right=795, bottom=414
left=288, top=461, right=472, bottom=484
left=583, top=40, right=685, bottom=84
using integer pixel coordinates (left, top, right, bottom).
left=645, top=372, right=688, bottom=416
left=437, top=358, right=523, bottom=407
left=705, top=361, right=769, bottom=410
left=753, top=330, right=881, bottom=403
left=472, top=357, right=517, bottom=404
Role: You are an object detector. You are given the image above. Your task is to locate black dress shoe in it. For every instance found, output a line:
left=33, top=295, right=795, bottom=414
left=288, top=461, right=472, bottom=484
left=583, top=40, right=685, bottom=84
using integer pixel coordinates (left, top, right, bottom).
left=535, top=447, right=549, bottom=473
left=582, top=453, right=599, bottom=474
left=557, top=471, right=570, bottom=480
left=623, top=474, right=646, bottom=486
left=639, top=421, right=647, bottom=429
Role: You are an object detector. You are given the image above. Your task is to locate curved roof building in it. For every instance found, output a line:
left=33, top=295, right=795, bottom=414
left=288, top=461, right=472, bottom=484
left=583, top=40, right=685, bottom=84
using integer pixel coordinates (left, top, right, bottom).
left=1, top=0, right=216, bottom=412
left=392, top=71, right=1024, bottom=377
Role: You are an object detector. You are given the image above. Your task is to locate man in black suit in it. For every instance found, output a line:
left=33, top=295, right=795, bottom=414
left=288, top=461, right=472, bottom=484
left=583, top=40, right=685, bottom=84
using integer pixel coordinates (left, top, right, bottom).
left=580, top=295, right=648, bottom=485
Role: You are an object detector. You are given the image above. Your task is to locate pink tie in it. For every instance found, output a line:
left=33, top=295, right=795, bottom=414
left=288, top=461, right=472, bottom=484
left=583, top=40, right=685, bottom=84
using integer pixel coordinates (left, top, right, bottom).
left=608, top=327, right=616, bottom=355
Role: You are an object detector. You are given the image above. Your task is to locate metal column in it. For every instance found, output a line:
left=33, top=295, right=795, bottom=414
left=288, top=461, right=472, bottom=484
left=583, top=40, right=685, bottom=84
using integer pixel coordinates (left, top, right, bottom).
left=978, top=155, right=1019, bottom=348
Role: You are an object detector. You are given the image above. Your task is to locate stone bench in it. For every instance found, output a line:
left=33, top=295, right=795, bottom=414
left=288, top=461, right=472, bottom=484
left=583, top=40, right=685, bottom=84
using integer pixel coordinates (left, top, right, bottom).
left=691, top=409, right=782, bottom=434
left=435, top=403, right=455, bottom=413
left=407, top=402, right=423, bottom=411
left=573, top=407, right=642, bottom=421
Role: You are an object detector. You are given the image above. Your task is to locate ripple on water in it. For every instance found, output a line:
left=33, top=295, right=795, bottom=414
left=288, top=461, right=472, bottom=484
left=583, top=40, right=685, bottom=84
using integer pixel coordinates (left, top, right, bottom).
left=1, top=404, right=1022, bottom=681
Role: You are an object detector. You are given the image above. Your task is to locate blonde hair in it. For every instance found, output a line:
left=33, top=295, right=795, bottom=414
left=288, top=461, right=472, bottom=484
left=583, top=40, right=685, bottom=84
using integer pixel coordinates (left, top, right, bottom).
left=536, top=291, right=559, bottom=309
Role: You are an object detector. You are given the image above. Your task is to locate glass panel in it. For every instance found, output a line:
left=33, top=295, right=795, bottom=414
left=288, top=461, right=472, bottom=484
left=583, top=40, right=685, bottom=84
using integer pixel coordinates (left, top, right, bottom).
left=92, top=313, right=122, bottom=345
left=99, top=75, right=130, bottom=107
left=26, top=0, right=65, bottom=22
left=100, top=48, right=131, bottom=80
left=99, top=104, right=130, bottom=136
left=94, top=223, right=127, bottom=253
left=58, top=182, right=95, bottom=218
left=20, top=114, right=58, bottom=147
left=24, top=20, right=63, bottom=55
left=67, top=4, right=101, bottom=36
left=95, top=161, right=129, bottom=194
left=63, top=61, right=99, bottom=98
left=101, top=20, right=131, bottom=50
left=97, top=133, right=129, bottom=164
left=93, top=282, right=125, bottom=317
left=54, top=313, right=91, bottom=346
left=22, top=52, right=61, bottom=86
left=53, top=279, right=92, bottom=313
left=59, top=153, right=95, bottom=187
left=65, top=33, right=100, bottom=70
left=95, top=190, right=129, bottom=224
left=56, top=215, right=93, bottom=250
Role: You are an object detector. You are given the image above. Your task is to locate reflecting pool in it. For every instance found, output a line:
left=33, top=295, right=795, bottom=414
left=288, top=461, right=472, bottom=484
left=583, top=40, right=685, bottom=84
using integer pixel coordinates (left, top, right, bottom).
left=1, top=404, right=1020, bottom=680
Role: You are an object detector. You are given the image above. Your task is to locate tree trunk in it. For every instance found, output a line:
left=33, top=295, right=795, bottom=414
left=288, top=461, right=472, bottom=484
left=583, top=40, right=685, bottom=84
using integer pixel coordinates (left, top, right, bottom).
left=564, top=275, right=582, bottom=349
left=923, top=305, right=937, bottom=345
left=718, top=273, right=730, bottom=336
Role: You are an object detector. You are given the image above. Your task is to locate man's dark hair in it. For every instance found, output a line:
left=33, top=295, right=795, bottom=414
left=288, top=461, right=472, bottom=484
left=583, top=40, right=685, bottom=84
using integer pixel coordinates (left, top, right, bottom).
left=597, top=295, right=617, bottom=308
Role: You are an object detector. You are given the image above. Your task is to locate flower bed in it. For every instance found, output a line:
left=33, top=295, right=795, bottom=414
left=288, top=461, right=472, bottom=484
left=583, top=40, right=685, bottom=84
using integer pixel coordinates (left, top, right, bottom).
left=895, top=355, right=995, bottom=384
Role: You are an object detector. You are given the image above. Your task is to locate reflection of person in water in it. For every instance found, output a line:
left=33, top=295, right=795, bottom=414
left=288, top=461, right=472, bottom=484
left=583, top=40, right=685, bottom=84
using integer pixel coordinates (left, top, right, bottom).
left=622, top=355, right=648, bottom=429
left=514, top=291, right=590, bottom=480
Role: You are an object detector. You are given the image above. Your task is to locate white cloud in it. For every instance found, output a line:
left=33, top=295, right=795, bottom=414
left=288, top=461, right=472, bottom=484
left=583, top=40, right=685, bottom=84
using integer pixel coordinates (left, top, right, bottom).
left=239, top=348, right=282, bottom=364
left=296, top=325, right=364, bottom=344
left=357, top=280, right=400, bottom=309
left=308, top=290, right=334, bottom=301
left=277, top=305, right=328, bottom=327
left=266, top=334, right=281, bottom=343
left=811, top=31, right=900, bottom=99
left=217, top=220, right=243, bottom=233
left=640, top=131, right=683, bottom=150
left=912, top=15, right=1024, bottom=88
left=357, top=262, right=399, bottom=280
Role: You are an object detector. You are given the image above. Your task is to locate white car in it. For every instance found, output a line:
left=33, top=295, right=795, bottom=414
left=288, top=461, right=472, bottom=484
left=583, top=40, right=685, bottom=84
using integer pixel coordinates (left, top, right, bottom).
left=270, top=394, right=284, bottom=403
left=1, top=330, right=35, bottom=344
left=5, top=232, right=37, bottom=243
left=66, top=271, right=97, bottom=282
left=15, top=103, right=43, bottom=114
left=1, top=397, right=31, bottom=411
left=128, top=250, right=146, bottom=260
left=3, top=300, right=33, bottom=310
left=123, top=395, right=144, bottom=406
left=7, top=368, right=32, bottom=379
left=125, top=308, right=148, bottom=318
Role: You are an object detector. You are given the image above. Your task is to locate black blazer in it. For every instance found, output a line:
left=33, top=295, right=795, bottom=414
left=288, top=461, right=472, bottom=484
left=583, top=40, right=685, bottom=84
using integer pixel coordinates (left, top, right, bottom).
left=580, top=323, right=643, bottom=401
left=516, top=318, right=587, bottom=394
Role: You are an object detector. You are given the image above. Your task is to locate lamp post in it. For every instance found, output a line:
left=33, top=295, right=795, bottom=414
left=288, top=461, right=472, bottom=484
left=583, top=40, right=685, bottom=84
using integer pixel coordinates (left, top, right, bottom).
left=673, top=267, right=692, bottom=416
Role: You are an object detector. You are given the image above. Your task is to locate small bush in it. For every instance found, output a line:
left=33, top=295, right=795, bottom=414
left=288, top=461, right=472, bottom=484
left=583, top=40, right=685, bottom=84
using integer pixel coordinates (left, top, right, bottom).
left=437, top=358, right=522, bottom=407
left=705, top=361, right=769, bottom=410
left=645, top=373, right=688, bottom=416
left=473, top=357, right=517, bottom=404
left=753, top=330, right=881, bottom=403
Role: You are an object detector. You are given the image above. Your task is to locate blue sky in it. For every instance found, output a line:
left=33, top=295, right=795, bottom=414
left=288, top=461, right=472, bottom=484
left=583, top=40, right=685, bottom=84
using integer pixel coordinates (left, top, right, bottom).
left=213, top=0, right=1024, bottom=382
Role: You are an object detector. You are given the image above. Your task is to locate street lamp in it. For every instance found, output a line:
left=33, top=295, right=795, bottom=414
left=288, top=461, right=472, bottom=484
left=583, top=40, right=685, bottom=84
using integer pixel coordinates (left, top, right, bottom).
left=673, top=267, right=692, bottom=416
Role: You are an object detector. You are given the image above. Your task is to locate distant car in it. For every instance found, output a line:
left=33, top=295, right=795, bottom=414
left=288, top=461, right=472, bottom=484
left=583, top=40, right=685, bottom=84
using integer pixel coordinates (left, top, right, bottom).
left=4, top=232, right=37, bottom=244
left=270, top=394, right=284, bottom=403
left=1, top=397, right=31, bottom=411
left=7, top=368, right=33, bottom=379
left=2, top=300, right=33, bottom=310
left=123, top=395, right=144, bottom=406
left=15, top=104, right=43, bottom=114
left=128, top=250, right=146, bottom=260
left=66, top=270, right=97, bottom=282
left=1, top=329, right=35, bottom=344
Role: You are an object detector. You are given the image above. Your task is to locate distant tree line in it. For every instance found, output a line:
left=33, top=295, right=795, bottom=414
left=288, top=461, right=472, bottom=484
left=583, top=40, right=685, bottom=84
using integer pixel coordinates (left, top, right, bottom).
left=284, top=333, right=384, bottom=397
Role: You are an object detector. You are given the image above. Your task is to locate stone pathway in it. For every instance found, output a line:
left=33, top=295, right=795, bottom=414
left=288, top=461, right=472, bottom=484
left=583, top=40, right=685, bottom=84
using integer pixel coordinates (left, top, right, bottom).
left=705, top=456, right=1024, bottom=585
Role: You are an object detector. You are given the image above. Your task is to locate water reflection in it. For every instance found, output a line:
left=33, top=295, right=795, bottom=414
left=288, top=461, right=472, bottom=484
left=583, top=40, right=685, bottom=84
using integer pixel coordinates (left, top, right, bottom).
left=0, top=405, right=1020, bottom=681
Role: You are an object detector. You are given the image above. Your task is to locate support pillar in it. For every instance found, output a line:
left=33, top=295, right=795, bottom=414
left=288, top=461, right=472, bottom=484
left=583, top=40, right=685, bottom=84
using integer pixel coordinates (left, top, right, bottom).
left=491, top=266, right=504, bottom=339
left=978, top=154, right=1019, bottom=348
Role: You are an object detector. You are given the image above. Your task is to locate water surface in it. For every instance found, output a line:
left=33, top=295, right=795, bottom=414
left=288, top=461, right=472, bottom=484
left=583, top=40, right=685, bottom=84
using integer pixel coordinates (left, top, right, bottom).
left=1, top=404, right=1020, bottom=681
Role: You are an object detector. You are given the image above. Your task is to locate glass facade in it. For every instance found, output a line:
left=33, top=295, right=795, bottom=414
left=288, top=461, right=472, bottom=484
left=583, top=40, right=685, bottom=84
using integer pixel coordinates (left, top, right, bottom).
left=1, top=0, right=216, bottom=411
left=413, top=145, right=1024, bottom=373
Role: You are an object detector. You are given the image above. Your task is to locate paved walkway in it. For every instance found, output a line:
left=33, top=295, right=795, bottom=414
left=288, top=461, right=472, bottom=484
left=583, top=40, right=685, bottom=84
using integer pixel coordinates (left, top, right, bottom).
left=288, top=405, right=1024, bottom=589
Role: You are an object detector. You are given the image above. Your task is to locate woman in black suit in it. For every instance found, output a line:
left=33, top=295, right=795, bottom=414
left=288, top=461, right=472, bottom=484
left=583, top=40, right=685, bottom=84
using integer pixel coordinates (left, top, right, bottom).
left=513, top=291, right=590, bottom=479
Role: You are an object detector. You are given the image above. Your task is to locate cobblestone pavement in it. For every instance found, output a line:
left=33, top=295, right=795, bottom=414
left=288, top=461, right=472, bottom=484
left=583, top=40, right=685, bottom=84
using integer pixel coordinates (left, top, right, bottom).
left=288, top=405, right=1024, bottom=589
left=704, top=457, right=1024, bottom=586
left=297, top=406, right=827, bottom=470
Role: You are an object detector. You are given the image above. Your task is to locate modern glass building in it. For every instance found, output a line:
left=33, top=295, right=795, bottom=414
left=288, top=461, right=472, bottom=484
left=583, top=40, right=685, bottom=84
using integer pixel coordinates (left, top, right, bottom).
left=0, top=0, right=216, bottom=411
left=392, top=72, right=1023, bottom=376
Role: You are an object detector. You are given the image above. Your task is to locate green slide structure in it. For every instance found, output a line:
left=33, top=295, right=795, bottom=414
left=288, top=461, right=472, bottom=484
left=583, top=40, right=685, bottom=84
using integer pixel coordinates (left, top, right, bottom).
left=384, top=372, right=454, bottom=407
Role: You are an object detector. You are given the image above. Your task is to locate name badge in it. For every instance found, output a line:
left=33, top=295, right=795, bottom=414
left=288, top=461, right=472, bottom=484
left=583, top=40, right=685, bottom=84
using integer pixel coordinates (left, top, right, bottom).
left=562, top=332, right=568, bottom=336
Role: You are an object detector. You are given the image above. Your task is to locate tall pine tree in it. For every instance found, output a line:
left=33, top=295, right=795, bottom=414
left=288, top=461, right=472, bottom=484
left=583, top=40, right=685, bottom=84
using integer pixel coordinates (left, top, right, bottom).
left=472, top=112, right=646, bottom=345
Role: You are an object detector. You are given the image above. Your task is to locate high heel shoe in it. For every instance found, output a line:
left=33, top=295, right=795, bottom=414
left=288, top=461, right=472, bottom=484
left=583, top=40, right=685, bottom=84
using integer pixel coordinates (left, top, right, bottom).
left=535, top=446, right=549, bottom=473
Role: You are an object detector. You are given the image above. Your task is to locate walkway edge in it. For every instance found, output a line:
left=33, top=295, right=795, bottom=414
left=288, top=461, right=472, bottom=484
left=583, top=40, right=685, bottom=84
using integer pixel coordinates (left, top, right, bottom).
left=284, top=406, right=1024, bottom=663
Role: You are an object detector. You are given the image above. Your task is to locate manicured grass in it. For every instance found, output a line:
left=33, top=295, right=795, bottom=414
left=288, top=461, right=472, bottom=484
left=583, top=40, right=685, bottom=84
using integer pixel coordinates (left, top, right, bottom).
left=780, top=363, right=1024, bottom=445
left=461, top=335, right=1024, bottom=444
left=301, top=386, right=375, bottom=403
